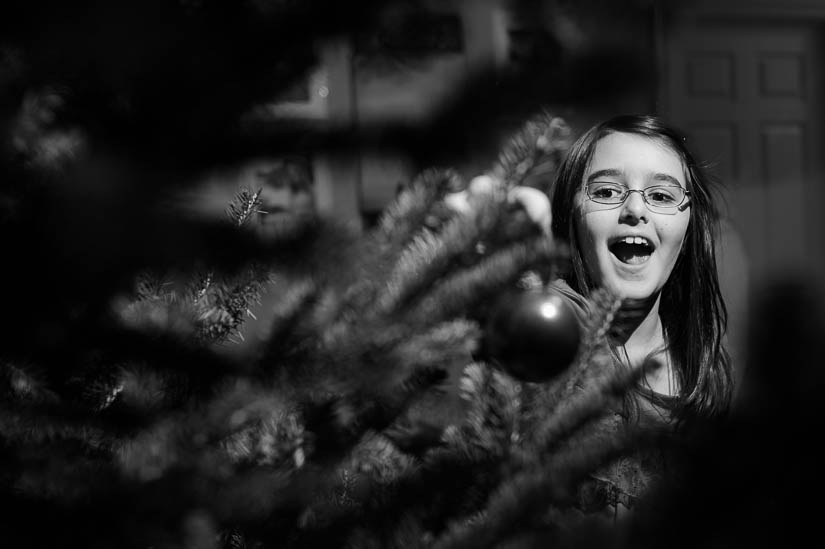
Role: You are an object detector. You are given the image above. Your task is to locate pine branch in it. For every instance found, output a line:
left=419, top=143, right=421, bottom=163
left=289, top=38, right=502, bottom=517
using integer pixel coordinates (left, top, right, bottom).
left=432, top=430, right=640, bottom=549
left=192, top=269, right=215, bottom=305
left=116, top=296, right=200, bottom=342
left=225, top=186, right=263, bottom=227
left=372, top=194, right=506, bottom=317
left=391, top=320, right=480, bottom=373
left=114, top=378, right=300, bottom=479
left=407, top=237, right=556, bottom=326
left=111, top=363, right=190, bottom=414
left=133, top=270, right=177, bottom=303
left=295, top=438, right=498, bottom=548
left=257, top=279, right=320, bottom=366
left=536, top=288, right=623, bottom=416
left=580, top=288, right=624, bottom=357
left=0, top=405, right=111, bottom=450
left=1, top=360, right=59, bottom=404
left=342, top=364, right=450, bottom=445
left=373, top=168, right=463, bottom=253
left=457, top=362, right=523, bottom=456
left=529, top=358, right=656, bottom=460
left=335, top=168, right=462, bottom=317
left=492, top=112, right=573, bottom=191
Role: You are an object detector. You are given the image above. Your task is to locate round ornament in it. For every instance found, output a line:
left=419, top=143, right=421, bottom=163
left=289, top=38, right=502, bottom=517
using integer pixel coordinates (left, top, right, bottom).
left=484, top=287, right=581, bottom=382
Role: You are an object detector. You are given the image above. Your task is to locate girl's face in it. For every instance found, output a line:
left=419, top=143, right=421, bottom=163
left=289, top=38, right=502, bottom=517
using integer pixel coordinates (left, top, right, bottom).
left=574, top=132, right=691, bottom=301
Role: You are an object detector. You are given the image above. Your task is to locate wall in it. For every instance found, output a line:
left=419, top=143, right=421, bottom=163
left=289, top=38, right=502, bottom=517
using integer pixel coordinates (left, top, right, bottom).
left=243, top=1, right=659, bottom=227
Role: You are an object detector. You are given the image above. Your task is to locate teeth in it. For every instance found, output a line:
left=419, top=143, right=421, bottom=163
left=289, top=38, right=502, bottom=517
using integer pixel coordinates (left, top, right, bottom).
left=622, top=236, right=648, bottom=245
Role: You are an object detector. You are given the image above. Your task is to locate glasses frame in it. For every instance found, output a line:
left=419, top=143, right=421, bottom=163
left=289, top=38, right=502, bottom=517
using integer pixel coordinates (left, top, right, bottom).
left=585, top=183, right=691, bottom=213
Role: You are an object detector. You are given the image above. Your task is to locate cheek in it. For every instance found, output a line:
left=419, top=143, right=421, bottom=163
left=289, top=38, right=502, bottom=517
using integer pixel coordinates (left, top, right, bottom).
left=575, top=206, right=612, bottom=252
left=660, top=215, right=691, bottom=259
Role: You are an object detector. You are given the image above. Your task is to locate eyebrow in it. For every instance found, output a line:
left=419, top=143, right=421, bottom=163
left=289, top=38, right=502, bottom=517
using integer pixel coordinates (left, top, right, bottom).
left=586, top=169, right=684, bottom=187
left=586, top=169, right=623, bottom=183
left=651, top=172, right=684, bottom=187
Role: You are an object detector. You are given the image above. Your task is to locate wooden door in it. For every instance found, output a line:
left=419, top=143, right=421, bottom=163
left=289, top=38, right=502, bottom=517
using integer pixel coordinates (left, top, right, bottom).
left=662, top=20, right=825, bottom=288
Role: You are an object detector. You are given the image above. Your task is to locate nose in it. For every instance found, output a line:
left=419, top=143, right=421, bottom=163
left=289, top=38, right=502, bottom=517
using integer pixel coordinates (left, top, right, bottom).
left=619, top=189, right=648, bottom=224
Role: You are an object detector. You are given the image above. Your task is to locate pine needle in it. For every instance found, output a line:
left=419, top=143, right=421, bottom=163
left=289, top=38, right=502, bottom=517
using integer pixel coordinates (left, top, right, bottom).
left=540, top=288, right=623, bottom=413
left=373, top=194, right=504, bottom=316
left=408, top=237, right=556, bottom=326
left=332, top=169, right=462, bottom=317
left=531, top=358, right=656, bottom=458
left=373, top=168, right=462, bottom=252
left=0, top=408, right=98, bottom=445
left=492, top=112, right=573, bottom=191
left=225, top=186, right=263, bottom=227
left=391, top=319, right=481, bottom=373
left=458, top=362, right=523, bottom=455
left=433, top=431, right=638, bottom=549
left=579, top=288, right=624, bottom=359
left=1, top=360, right=59, bottom=404
left=260, top=279, right=318, bottom=358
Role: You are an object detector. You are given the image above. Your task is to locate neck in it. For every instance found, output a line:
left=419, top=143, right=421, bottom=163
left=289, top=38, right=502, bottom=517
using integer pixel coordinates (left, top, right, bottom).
left=610, top=292, right=679, bottom=396
left=610, top=291, right=663, bottom=349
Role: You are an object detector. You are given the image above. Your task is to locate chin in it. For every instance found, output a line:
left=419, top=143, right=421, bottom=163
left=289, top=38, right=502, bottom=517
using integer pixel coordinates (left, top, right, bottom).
left=603, top=278, right=659, bottom=302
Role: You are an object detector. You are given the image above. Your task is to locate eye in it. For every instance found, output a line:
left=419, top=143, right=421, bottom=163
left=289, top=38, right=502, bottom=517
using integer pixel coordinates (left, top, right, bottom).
left=588, top=182, right=626, bottom=200
left=645, top=186, right=681, bottom=205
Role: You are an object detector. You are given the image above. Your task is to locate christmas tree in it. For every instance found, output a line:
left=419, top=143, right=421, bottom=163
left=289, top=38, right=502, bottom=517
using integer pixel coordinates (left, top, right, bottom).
left=3, top=1, right=823, bottom=548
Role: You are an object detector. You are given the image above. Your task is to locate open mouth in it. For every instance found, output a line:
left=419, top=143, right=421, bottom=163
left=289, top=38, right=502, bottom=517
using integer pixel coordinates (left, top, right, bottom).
left=609, top=236, right=654, bottom=265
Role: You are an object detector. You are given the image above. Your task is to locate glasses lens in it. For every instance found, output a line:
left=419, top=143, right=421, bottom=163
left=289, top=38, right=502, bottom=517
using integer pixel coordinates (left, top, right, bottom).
left=587, top=182, right=626, bottom=204
left=644, top=185, right=685, bottom=211
left=586, top=183, right=687, bottom=212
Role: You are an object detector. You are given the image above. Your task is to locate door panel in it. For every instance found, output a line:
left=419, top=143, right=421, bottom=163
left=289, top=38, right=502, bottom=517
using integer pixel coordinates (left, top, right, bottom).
left=663, top=21, right=825, bottom=285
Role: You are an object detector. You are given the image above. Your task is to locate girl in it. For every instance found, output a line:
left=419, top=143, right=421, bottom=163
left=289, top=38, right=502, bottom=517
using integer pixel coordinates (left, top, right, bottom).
left=446, top=114, right=733, bottom=514
left=550, top=114, right=732, bottom=426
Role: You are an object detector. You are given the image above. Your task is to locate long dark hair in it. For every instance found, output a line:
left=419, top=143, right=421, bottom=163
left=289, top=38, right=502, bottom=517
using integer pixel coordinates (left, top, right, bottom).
left=551, top=114, right=732, bottom=420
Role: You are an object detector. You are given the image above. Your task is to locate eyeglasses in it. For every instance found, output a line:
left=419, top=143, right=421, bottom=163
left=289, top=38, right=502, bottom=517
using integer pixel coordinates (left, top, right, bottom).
left=585, top=182, right=690, bottom=213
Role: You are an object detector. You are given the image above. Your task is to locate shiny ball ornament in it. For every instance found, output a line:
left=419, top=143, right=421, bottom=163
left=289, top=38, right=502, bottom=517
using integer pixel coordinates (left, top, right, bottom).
left=484, top=288, right=581, bottom=382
